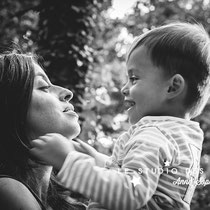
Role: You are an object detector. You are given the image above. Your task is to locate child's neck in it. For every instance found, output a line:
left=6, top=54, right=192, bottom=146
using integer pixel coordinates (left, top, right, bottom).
left=163, top=103, right=190, bottom=120
left=166, top=112, right=190, bottom=120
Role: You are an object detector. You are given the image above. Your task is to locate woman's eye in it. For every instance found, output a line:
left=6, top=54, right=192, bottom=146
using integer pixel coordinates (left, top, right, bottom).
left=39, top=85, right=51, bottom=92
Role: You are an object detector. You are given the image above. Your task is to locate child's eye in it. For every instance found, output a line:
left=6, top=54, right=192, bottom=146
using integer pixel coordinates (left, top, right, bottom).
left=129, top=76, right=139, bottom=84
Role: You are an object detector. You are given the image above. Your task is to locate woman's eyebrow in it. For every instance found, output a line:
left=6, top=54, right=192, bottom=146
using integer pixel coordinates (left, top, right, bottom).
left=35, top=73, right=51, bottom=84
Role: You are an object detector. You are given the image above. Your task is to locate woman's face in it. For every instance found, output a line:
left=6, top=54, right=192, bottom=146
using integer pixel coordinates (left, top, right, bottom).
left=26, top=62, right=81, bottom=140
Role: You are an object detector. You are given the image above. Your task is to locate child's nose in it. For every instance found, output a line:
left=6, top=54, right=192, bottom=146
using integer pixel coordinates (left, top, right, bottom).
left=121, top=85, right=129, bottom=96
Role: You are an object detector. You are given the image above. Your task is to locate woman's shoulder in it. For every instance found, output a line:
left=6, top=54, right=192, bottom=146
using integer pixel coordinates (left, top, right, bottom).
left=0, top=177, right=42, bottom=210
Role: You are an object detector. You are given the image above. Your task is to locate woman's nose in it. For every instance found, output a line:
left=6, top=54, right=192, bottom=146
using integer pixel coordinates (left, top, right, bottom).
left=59, top=88, right=73, bottom=102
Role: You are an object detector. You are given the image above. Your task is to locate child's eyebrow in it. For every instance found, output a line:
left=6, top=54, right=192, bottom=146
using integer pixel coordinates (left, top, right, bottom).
left=128, top=69, right=135, bottom=76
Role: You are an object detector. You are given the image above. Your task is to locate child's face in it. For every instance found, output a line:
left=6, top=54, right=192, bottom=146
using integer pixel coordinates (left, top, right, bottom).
left=122, top=45, right=169, bottom=124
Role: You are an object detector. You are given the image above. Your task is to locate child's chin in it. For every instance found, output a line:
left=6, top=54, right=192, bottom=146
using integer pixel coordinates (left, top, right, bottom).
left=129, top=115, right=142, bottom=125
left=129, top=118, right=137, bottom=125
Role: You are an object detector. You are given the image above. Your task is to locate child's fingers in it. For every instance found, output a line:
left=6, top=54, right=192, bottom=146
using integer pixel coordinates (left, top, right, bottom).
left=75, top=139, right=95, bottom=155
left=30, top=147, right=39, bottom=155
left=30, top=139, right=45, bottom=148
left=77, top=139, right=93, bottom=149
left=72, top=141, right=86, bottom=153
left=38, top=134, right=53, bottom=141
left=45, top=133, right=60, bottom=137
left=72, top=140, right=80, bottom=148
left=30, top=134, right=55, bottom=147
left=30, top=148, right=49, bottom=165
left=30, top=147, right=42, bottom=159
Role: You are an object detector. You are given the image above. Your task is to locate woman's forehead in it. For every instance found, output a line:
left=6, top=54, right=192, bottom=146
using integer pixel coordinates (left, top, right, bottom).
left=33, top=63, right=47, bottom=78
left=33, top=63, right=45, bottom=75
left=33, top=63, right=51, bottom=83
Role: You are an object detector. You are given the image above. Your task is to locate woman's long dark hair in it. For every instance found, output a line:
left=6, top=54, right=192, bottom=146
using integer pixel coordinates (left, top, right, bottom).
left=0, top=50, right=85, bottom=210
left=0, top=51, right=34, bottom=173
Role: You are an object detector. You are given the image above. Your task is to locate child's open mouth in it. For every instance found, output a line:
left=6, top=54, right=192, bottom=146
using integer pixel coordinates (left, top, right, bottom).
left=124, top=100, right=135, bottom=111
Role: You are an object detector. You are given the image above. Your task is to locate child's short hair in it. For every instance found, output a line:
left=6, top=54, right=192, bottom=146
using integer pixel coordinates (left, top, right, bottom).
left=127, top=22, right=210, bottom=118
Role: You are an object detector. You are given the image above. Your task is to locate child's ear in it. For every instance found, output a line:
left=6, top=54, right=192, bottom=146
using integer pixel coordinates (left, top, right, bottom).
left=167, top=74, right=185, bottom=99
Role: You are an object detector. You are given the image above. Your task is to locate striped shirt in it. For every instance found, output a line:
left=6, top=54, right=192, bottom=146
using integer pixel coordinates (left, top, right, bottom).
left=57, top=116, right=203, bottom=210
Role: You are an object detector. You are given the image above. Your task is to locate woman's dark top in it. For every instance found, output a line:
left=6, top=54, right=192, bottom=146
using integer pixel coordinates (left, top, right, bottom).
left=0, top=174, right=46, bottom=210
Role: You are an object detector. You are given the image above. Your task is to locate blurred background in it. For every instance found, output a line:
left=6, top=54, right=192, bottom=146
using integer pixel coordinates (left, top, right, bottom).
left=1, top=0, right=210, bottom=209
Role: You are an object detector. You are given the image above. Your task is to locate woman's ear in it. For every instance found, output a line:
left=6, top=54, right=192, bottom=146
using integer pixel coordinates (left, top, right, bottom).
left=167, top=74, right=186, bottom=99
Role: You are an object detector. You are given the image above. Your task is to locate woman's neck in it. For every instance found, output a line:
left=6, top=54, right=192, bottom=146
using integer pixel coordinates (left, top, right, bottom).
left=30, top=163, right=53, bottom=204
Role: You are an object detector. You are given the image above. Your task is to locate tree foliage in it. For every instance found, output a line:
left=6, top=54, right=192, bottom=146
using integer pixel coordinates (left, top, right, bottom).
left=37, top=0, right=111, bottom=107
left=0, top=0, right=112, bottom=107
left=0, top=0, right=39, bottom=52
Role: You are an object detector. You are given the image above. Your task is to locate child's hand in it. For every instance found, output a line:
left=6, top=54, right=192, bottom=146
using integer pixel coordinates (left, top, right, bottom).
left=30, top=133, right=75, bottom=170
left=74, top=139, right=109, bottom=167
left=73, top=139, right=97, bottom=157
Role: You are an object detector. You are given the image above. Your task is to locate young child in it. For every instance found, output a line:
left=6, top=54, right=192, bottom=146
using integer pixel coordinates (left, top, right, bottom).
left=31, top=22, right=210, bottom=210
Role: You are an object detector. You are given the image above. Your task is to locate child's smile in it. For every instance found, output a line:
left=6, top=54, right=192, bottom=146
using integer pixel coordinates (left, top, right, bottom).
left=124, top=100, right=135, bottom=111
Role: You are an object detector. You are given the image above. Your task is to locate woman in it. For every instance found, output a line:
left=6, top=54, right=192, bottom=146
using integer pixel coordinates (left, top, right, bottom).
left=0, top=50, right=86, bottom=210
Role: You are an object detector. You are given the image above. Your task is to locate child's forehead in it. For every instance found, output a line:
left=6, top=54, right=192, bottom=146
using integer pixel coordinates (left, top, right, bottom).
left=125, top=46, right=168, bottom=79
left=126, top=33, right=148, bottom=61
left=126, top=45, right=151, bottom=67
